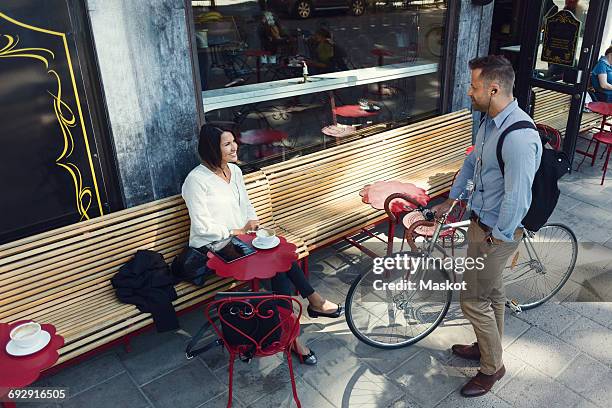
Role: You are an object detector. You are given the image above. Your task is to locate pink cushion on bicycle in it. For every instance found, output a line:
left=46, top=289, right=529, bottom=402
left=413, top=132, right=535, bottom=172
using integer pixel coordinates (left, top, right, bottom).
left=402, top=211, right=458, bottom=237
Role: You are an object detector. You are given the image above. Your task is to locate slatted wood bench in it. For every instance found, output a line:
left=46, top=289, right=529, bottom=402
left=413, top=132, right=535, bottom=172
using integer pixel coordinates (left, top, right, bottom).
left=261, top=110, right=473, bottom=252
left=533, top=88, right=601, bottom=135
left=0, top=171, right=304, bottom=367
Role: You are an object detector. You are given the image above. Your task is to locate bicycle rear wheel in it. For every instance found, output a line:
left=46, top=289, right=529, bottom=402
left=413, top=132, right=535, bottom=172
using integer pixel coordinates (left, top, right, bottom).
left=345, top=254, right=452, bottom=349
left=504, top=223, right=577, bottom=310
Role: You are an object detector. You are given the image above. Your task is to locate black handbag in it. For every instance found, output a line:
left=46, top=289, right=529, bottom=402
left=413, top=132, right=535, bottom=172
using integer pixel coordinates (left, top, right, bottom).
left=171, top=246, right=214, bottom=286
left=186, top=292, right=282, bottom=362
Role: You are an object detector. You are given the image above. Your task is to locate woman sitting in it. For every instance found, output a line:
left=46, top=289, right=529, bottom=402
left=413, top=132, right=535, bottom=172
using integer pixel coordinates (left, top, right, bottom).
left=181, top=124, right=343, bottom=365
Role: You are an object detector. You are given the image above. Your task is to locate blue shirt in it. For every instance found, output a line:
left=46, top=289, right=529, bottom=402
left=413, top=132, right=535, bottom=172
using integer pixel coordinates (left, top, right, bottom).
left=449, top=100, right=542, bottom=242
left=591, top=56, right=612, bottom=100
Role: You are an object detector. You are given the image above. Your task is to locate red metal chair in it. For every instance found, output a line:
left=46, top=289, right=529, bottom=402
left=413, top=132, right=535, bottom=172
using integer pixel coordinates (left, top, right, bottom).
left=536, top=123, right=562, bottom=151
left=591, top=131, right=612, bottom=185
left=204, top=294, right=303, bottom=408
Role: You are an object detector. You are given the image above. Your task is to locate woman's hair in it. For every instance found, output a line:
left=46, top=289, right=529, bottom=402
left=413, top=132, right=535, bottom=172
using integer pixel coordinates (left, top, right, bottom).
left=605, top=46, right=612, bottom=56
left=197, top=124, right=234, bottom=169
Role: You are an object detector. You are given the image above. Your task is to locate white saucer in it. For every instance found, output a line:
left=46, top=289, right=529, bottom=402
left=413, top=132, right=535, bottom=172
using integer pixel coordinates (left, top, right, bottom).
left=252, top=236, right=280, bottom=250
left=5, top=330, right=51, bottom=356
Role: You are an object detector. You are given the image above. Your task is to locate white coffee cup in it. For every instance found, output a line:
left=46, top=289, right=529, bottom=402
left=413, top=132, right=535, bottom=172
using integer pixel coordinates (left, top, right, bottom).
left=255, top=228, right=276, bottom=245
left=10, top=322, right=42, bottom=349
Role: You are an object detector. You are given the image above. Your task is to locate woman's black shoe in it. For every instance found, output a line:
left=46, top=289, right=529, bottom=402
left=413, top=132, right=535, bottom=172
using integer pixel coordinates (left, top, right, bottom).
left=293, top=348, right=317, bottom=365
left=307, top=304, right=344, bottom=319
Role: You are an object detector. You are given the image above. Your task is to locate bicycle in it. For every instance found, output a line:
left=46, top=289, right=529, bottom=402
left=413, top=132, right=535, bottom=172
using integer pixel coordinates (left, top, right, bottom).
left=345, top=190, right=577, bottom=349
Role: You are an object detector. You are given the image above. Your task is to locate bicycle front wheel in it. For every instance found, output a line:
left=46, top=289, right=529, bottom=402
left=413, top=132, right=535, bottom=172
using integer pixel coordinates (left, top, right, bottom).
left=345, top=254, right=452, bottom=349
left=504, top=223, right=577, bottom=310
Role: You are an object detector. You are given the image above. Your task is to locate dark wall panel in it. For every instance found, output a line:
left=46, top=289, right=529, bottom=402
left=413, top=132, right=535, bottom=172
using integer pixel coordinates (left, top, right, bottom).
left=0, top=1, right=114, bottom=243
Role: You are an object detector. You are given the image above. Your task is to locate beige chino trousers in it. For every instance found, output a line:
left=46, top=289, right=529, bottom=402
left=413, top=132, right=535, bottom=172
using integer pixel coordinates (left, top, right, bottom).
left=460, top=220, right=522, bottom=375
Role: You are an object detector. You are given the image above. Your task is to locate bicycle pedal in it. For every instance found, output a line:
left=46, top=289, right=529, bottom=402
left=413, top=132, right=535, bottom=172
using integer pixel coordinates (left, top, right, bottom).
left=506, top=299, right=522, bottom=314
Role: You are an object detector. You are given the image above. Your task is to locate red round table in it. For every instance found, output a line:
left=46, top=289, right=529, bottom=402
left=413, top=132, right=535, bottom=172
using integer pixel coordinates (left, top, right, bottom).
left=587, top=101, right=612, bottom=118
left=360, top=181, right=430, bottom=256
left=0, top=321, right=64, bottom=408
left=577, top=102, right=612, bottom=169
left=207, top=234, right=298, bottom=291
left=371, top=48, right=394, bottom=65
left=237, top=129, right=288, bottom=159
left=587, top=101, right=612, bottom=132
left=333, top=105, right=380, bottom=119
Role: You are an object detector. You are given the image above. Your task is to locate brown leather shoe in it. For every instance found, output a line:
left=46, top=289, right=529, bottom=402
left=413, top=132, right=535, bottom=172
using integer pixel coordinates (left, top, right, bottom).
left=451, top=342, right=481, bottom=361
left=460, top=365, right=506, bottom=398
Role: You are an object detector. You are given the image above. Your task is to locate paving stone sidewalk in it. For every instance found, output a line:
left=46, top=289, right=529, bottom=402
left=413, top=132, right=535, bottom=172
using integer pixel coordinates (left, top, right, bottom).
left=22, top=138, right=612, bottom=408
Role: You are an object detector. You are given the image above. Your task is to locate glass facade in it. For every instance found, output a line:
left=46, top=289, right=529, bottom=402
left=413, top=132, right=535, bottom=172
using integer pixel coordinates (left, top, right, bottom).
left=193, top=0, right=448, bottom=167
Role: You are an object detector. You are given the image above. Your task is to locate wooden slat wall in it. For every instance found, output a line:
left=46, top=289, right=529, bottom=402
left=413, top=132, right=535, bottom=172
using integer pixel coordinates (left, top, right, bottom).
left=533, top=88, right=601, bottom=134
left=262, top=110, right=473, bottom=251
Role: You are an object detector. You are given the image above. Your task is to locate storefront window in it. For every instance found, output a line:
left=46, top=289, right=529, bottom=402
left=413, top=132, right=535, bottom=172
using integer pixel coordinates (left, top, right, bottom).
left=192, top=0, right=448, bottom=166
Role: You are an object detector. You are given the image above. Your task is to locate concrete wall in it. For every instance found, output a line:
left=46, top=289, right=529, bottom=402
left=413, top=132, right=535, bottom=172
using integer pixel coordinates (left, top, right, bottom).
left=86, top=0, right=200, bottom=207
left=448, top=0, right=494, bottom=113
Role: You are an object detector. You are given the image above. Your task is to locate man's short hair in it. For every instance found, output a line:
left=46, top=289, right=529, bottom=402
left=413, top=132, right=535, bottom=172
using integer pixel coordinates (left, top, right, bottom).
left=605, top=46, right=612, bottom=56
left=468, top=55, right=515, bottom=95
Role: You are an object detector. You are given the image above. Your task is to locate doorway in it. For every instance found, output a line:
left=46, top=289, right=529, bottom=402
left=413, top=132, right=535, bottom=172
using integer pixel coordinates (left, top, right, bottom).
left=514, top=0, right=610, bottom=162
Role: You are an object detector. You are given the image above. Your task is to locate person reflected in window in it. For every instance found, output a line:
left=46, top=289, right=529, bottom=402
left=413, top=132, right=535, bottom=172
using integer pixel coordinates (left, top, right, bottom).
left=591, top=46, right=612, bottom=102
left=182, top=125, right=344, bottom=365
left=258, top=11, right=297, bottom=57
left=306, top=28, right=347, bottom=74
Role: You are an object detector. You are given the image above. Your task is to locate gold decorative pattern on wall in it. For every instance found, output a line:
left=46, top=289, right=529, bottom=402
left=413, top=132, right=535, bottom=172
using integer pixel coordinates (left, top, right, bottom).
left=0, top=13, right=103, bottom=220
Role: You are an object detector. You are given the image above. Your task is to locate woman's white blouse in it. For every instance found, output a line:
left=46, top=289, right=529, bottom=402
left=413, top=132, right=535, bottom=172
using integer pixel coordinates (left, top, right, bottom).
left=181, top=164, right=258, bottom=248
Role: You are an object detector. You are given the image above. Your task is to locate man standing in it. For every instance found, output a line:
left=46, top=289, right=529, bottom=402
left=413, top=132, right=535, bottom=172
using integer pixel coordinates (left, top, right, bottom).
left=433, top=55, right=542, bottom=397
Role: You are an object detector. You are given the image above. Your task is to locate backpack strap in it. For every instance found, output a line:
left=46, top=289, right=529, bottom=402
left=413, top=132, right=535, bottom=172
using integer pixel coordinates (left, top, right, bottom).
left=496, top=121, right=538, bottom=176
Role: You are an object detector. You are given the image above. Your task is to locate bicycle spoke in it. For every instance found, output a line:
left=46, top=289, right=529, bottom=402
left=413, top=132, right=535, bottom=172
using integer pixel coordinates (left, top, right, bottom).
left=345, top=257, right=452, bottom=348
left=504, top=224, right=577, bottom=309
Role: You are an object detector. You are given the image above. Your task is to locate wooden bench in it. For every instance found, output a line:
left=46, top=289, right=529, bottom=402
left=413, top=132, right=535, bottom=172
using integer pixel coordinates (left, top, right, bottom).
left=532, top=88, right=601, bottom=135
left=261, top=110, right=473, bottom=251
left=0, top=109, right=472, bottom=368
left=0, top=171, right=304, bottom=367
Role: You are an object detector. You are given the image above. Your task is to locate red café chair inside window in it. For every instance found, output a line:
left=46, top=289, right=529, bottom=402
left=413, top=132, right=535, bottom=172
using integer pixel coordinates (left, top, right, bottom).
left=204, top=294, right=303, bottom=408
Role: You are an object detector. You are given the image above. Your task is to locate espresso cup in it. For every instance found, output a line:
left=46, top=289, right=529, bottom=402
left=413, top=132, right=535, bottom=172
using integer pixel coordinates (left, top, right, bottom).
left=255, top=228, right=276, bottom=245
left=10, top=322, right=42, bottom=348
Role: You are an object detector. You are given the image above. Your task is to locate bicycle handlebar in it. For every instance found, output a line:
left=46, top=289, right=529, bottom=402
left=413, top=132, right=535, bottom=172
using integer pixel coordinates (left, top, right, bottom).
left=383, top=193, right=426, bottom=224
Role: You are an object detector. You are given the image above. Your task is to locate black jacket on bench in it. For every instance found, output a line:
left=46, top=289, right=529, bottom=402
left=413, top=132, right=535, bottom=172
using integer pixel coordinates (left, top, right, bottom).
left=111, top=250, right=179, bottom=332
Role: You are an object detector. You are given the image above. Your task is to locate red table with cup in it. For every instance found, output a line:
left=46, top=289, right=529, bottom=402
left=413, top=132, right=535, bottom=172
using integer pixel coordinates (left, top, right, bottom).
left=1, top=321, right=64, bottom=408
left=206, top=228, right=298, bottom=291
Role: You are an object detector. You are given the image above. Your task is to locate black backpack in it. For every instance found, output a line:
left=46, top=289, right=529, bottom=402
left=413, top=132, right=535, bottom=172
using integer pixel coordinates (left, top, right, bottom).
left=496, top=121, right=571, bottom=232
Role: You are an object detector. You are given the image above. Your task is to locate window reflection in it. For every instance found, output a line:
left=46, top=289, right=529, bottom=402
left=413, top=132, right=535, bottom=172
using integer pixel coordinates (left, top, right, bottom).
left=193, top=1, right=447, bottom=165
